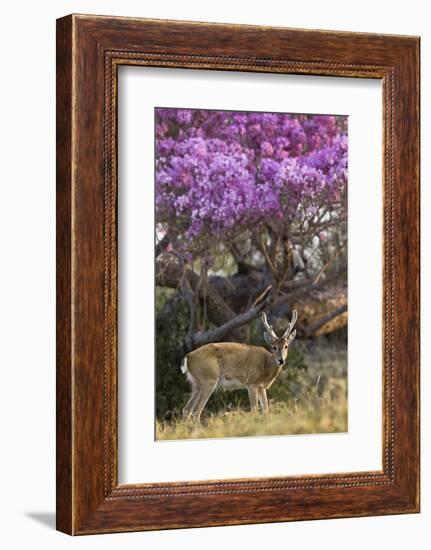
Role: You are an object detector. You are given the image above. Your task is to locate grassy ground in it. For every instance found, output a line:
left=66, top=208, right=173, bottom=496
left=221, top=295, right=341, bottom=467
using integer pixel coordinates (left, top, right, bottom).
left=156, top=382, right=347, bottom=440
left=156, top=338, right=347, bottom=441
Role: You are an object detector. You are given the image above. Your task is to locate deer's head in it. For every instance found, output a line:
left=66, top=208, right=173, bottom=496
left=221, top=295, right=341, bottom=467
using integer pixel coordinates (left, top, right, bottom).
left=262, top=310, right=298, bottom=367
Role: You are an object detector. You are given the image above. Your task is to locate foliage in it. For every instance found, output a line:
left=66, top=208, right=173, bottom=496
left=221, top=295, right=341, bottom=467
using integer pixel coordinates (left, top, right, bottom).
left=155, top=294, right=190, bottom=419
left=156, top=108, right=347, bottom=256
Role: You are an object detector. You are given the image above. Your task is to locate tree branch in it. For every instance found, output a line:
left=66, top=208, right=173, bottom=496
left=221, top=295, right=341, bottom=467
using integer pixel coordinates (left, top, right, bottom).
left=312, top=241, right=346, bottom=284
left=303, top=304, right=348, bottom=337
left=192, top=299, right=269, bottom=348
left=156, top=255, right=238, bottom=327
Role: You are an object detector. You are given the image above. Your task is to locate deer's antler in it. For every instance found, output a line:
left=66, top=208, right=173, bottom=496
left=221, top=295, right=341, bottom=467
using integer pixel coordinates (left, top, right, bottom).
left=262, top=312, right=278, bottom=339
left=282, top=309, right=298, bottom=338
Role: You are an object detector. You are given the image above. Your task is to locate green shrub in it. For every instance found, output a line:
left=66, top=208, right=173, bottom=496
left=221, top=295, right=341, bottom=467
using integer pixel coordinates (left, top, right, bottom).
left=155, top=293, right=190, bottom=419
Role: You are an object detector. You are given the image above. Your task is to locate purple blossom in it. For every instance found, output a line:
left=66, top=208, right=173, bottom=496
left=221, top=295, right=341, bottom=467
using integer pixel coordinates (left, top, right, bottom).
left=155, top=108, right=347, bottom=249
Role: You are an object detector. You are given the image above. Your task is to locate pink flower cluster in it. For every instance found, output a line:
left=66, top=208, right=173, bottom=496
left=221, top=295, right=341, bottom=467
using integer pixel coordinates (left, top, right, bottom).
left=155, top=108, right=347, bottom=244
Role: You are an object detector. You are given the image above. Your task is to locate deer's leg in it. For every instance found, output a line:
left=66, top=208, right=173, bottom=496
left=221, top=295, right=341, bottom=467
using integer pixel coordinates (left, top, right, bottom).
left=258, top=387, right=269, bottom=415
left=248, top=385, right=259, bottom=412
left=182, top=385, right=201, bottom=422
left=193, top=380, right=218, bottom=423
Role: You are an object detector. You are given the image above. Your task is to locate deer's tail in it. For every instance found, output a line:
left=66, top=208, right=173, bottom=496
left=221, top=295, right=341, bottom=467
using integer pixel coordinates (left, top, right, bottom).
left=180, top=356, right=188, bottom=374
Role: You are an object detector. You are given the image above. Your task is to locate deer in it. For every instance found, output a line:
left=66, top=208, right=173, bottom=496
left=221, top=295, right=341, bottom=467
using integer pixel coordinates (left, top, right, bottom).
left=180, top=310, right=298, bottom=422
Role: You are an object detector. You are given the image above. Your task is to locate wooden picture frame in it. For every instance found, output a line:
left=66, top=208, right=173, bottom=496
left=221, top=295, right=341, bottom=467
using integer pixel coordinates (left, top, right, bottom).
left=56, top=14, right=420, bottom=535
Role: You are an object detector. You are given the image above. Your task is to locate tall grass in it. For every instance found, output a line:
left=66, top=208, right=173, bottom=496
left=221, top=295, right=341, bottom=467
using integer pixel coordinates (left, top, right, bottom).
left=156, top=378, right=347, bottom=440
left=156, top=396, right=347, bottom=440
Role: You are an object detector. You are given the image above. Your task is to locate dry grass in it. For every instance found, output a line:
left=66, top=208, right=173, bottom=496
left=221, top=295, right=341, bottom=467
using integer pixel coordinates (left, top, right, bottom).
left=156, top=377, right=347, bottom=441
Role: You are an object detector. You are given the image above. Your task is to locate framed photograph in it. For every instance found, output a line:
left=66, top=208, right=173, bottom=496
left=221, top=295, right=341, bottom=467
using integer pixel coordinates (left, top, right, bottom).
left=56, top=14, right=420, bottom=535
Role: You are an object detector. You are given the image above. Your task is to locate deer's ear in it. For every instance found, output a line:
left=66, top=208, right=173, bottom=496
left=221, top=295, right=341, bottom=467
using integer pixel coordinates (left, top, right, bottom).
left=287, top=329, right=297, bottom=345
left=264, top=332, right=273, bottom=346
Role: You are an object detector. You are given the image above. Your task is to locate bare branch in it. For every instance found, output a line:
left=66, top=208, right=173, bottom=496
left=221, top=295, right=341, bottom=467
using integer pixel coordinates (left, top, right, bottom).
left=192, top=299, right=269, bottom=348
left=156, top=256, right=239, bottom=328
left=251, top=285, right=272, bottom=308
left=270, top=272, right=347, bottom=316
left=312, top=241, right=347, bottom=284
left=303, top=304, right=348, bottom=338
left=252, top=230, right=278, bottom=282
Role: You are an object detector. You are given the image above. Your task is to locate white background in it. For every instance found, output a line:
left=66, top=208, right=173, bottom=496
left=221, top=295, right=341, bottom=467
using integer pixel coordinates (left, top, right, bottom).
left=118, top=68, right=382, bottom=483
left=0, top=1, right=428, bottom=548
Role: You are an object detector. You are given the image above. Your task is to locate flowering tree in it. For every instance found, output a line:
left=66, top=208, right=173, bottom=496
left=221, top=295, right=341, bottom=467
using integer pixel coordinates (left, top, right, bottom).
left=155, top=108, right=348, bottom=349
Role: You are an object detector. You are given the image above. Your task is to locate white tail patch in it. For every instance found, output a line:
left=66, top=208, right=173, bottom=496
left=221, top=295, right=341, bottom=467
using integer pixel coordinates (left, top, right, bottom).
left=180, top=356, right=188, bottom=374
left=181, top=356, right=197, bottom=388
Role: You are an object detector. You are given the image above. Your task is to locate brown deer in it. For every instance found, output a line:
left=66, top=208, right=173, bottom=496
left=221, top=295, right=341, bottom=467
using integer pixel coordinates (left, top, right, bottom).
left=181, top=310, right=298, bottom=421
